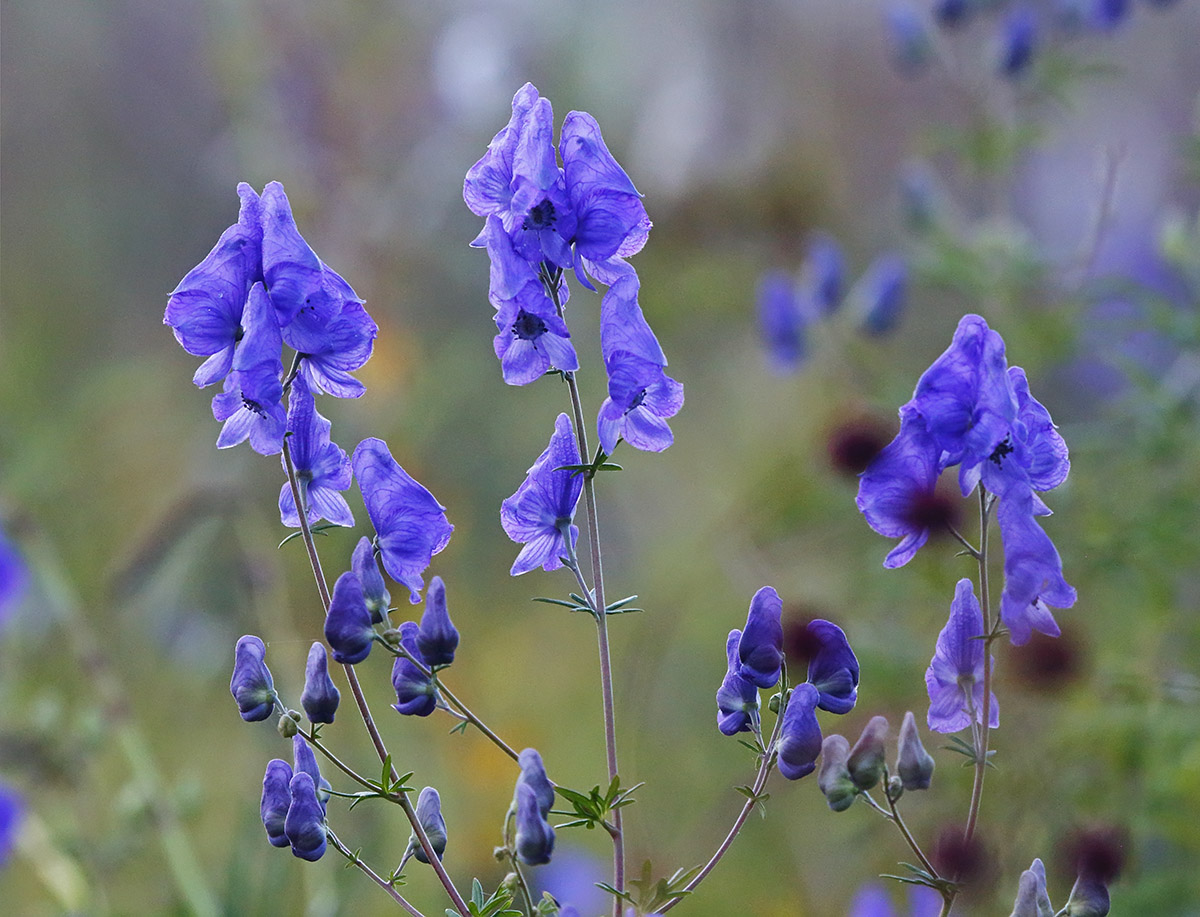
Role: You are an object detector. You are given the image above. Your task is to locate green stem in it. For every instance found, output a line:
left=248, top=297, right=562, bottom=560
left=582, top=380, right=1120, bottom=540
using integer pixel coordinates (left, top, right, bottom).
left=885, top=787, right=940, bottom=881
left=963, top=488, right=995, bottom=845
left=282, top=439, right=469, bottom=917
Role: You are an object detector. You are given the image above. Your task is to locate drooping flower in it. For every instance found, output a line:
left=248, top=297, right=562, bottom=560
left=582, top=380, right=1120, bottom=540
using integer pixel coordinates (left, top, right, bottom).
left=737, top=586, right=785, bottom=690
left=292, top=734, right=331, bottom=810
left=300, top=642, right=340, bottom=724
left=997, top=490, right=1076, bottom=646
left=846, top=716, right=890, bottom=791
left=803, top=619, right=860, bottom=714
left=596, top=351, right=684, bottom=455
left=978, top=366, right=1070, bottom=502
left=758, top=270, right=808, bottom=372
left=284, top=772, right=327, bottom=861
left=817, top=734, right=857, bottom=811
left=925, top=579, right=1000, bottom=733
left=409, top=786, right=449, bottom=864
left=279, top=376, right=354, bottom=528
left=324, top=570, right=375, bottom=665
left=516, top=748, right=555, bottom=818
left=416, top=576, right=459, bottom=667
left=598, top=273, right=667, bottom=368
left=775, top=682, right=822, bottom=780
left=295, top=300, right=378, bottom=399
left=515, top=782, right=556, bottom=866
left=230, top=635, right=277, bottom=722
left=210, top=283, right=286, bottom=455
left=896, top=711, right=935, bottom=790
left=392, top=621, right=437, bottom=717
left=164, top=183, right=263, bottom=388
left=500, top=413, right=583, bottom=576
left=716, top=629, right=760, bottom=736
left=352, top=537, right=391, bottom=624
left=260, top=759, right=293, bottom=848
left=353, top=438, right=453, bottom=603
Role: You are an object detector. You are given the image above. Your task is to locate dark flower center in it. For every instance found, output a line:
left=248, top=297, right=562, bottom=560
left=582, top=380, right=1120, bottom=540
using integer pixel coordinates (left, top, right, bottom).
left=625, top=388, right=648, bottom=414
left=989, top=436, right=1014, bottom=466
left=512, top=310, right=547, bottom=341
left=523, top=199, right=556, bottom=231
left=242, top=395, right=265, bottom=416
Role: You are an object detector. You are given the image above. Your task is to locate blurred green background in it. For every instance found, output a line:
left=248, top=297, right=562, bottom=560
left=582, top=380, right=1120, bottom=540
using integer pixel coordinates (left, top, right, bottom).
left=2, top=1, right=1199, bottom=915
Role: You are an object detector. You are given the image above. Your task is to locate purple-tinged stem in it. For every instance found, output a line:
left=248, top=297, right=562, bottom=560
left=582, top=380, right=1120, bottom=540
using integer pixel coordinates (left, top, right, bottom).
left=327, top=828, right=426, bottom=916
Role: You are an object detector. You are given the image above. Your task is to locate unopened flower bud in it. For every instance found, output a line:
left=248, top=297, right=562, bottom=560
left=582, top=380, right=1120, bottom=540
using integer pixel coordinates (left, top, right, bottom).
left=392, top=622, right=437, bottom=717
left=300, top=643, right=340, bottom=724
left=515, top=782, right=555, bottom=865
left=284, top=772, right=327, bottom=861
left=325, top=571, right=375, bottom=665
left=410, top=786, right=448, bottom=864
left=230, top=635, right=277, bottom=722
left=352, top=536, right=391, bottom=624
left=1008, top=858, right=1053, bottom=917
left=847, top=715, right=889, bottom=790
left=277, top=711, right=300, bottom=738
left=887, top=774, right=904, bottom=802
left=260, top=759, right=293, bottom=848
left=817, top=734, right=858, bottom=812
left=768, top=693, right=781, bottom=715
left=897, top=710, right=935, bottom=790
left=416, top=576, right=459, bottom=667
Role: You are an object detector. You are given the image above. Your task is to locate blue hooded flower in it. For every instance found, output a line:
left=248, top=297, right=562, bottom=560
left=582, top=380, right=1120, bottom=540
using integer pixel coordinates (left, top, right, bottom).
left=324, top=570, right=376, bottom=665
left=896, top=711, right=935, bottom=791
left=978, top=366, right=1069, bottom=502
left=803, top=619, right=860, bottom=715
left=229, top=635, right=277, bottom=722
left=500, top=413, right=583, bottom=575
left=279, top=376, right=354, bottom=528
left=164, top=183, right=263, bottom=387
left=260, top=759, right=293, bottom=848
left=351, top=536, right=391, bottom=624
left=599, top=274, right=667, bottom=368
left=409, top=786, right=449, bottom=864
left=210, top=283, right=286, bottom=455
left=775, top=683, right=822, bottom=780
left=716, top=629, right=760, bottom=736
left=559, top=111, right=651, bottom=287
left=737, top=586, right=785, bottom=690
left=758, top=270, right=808, bottom=372
left=416, top=576, right=459, bottom=667
left=300, top=642, right=340, bottom=724
left=284, top=772, right=327, bottom=861
left=353, top=438, right=453, bottom=603
left=997, top=490, right=1076, bottom=646
left=925, top=579, right=999, bottom=734
left=596, top=351, right=685, bottom=455
left=295, top=300, right=378, bottom=399
left=392, top=621, right=437, bottom=717
left=516, top=748, right=555, bottom=817
left=0, top=784, right=23, bottom=867
left=515, top=782, right=556, bottom=866
left=846, top=716, right=890, bottom=791
left=292, top=734, right=332, bottom=810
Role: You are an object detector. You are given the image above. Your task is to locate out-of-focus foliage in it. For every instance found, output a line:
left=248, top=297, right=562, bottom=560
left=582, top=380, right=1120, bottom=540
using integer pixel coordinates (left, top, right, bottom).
left=2, top=2, right=1198, bottom=915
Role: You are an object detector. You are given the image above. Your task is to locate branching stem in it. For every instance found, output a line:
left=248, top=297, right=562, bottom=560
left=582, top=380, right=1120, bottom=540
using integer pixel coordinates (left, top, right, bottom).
left=327, top=828, right=426, bottom=916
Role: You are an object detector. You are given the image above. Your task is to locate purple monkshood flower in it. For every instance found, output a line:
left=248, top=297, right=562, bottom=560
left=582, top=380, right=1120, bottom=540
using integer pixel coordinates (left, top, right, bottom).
left=164, top=183, right=263, bottom=388
left=0, top=526, right=28, bottom=630
left=515, top=782, right=556, bottom=866
left=758, top=270, right=808, bottom=372
left=392, top=621, right=437, bottom=716
left=500, top=413, right=583, bottom=576
left=979, top=366, right=1070, bottom=503
left=804, top=620, right=860, bottom=715
left=353, top=438, right=453, bottom=603
left=261, top=759, right=293, bottom=848
left=737, top=586, right=785, bottom=689
left=999, top=7, right=1038, bottom=78
left=230, top=635, right=277, bottom=722
left=858, top=253, right=908, bottom=336
left=300, top=642, right=340, bottom=724
left=0, top=784, right=22, bottom=867
left=805, top=232, right=845, bottom=315
left=516, top=748, right=555, bottom=817
left=997, top=489, right=1076, bottom=645
left=325, top=570, right=376, bottom=665
left=352, top=536, right=391, bottom=624
left=279, top=376, right=354, bottom=528
left=409, top=786, right=449, bottom=864
left=284, top=772, right=327, bottom=861
left=596, top=351, right=685, bottom=454
left=1009, top=858, right=1053, bottom=917
left=292, top=734, right=332, bottom=809
left=925, top=579, right=1000, bottom=734
left=716, top=629, right=761, bottom=736
left=776, top=683, right=823, bottom=780
left=416, top=576, right=459, bottom=667
left=296, top=301, right=378, bottom=399
left=856, top=405, right=945, bottom=568
left=599, top=273, right=667, bottom=368
left=211, top=283, right=286, bottom=455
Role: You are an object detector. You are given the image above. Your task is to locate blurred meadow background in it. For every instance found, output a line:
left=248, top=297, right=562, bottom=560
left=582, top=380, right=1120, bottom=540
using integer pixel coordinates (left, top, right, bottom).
left=2, top=1, right=1199, bottom=914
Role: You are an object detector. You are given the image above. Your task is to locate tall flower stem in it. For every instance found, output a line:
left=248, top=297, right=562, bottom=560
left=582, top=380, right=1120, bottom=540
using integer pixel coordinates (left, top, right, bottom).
left=963, top=487, right=995, bottom=844
left=282, top=439, right=469, bottom=917
left=541, top=263, right=624, bottom=912
left=658, top=696, right=788, bottom=913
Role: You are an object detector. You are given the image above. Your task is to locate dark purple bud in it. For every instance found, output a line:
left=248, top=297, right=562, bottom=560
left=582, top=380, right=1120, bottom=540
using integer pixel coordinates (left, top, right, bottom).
left=817, top=734, right=858, bottom=811
left=351, top=536, right=391, bottom=624
left=324, top=570, right=375, bottom=665
left=804, top=619, right=860, bottom=715
left=410, top=786, right=448, bottom=864
left=1065, top=825, right=1126, bottom=886
left=717, top=629, right=760, bottom=736
left=847, top=716, right=889, bottom=790
left=827, top=416, right=893, bottom=477
left=300, top=643, right=340, bottom=724
left=230, top=635, right=277, bottom=722
left=392, top=621, right=437, bottom=717
left=416, top=576, right=459, bottom=667
left=284, top=772, right=327, bottom=861
left=514, top=783, right=555, bottom=866
left=261, top=759, right=293, bottom=848
left=516, top=748, right=555, bottom=817
left=776, top=683, right=822, bottom=781
left=292, top=735, right=331, bottom=810
left=738, top=586, right=784, bottom=689
left=896, top=711, right=935, bottom=790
